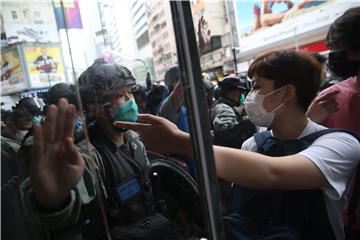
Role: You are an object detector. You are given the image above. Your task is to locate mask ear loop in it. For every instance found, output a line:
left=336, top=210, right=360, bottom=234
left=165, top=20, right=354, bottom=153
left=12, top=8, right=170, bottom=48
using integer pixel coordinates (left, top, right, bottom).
left=264, top=86, right=288, bottom=114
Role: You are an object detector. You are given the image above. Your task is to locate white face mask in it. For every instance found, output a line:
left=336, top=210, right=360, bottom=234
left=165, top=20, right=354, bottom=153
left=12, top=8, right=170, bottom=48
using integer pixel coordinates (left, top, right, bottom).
left=244, top=87, right=286, bottom=127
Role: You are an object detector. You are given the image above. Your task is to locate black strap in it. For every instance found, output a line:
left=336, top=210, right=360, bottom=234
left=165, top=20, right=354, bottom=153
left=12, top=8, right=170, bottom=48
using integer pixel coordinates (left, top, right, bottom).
left=254, top=131, right=272, bottom=148
left=348, top=165, right=360, bottom=227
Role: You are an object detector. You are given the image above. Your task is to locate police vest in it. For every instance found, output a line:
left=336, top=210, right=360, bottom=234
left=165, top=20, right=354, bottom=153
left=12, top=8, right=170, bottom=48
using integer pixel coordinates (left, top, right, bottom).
left=211, top=98, right=256, bottom=149
left=88, top=126, right=154, bottom=226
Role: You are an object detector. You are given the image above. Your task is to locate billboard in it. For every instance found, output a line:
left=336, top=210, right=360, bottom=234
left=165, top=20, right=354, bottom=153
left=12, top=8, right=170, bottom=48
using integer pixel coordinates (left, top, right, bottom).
left=1, top=46, right=27, bottom=94
left=5, top=23, right=60, bottom=43
left=2, top=2, right=60, bottom=43
left=53, top=0, right=83, bottom=29
left=234, top=0, right=359, bottom=54
left=23, top=45, right=67, bottom=88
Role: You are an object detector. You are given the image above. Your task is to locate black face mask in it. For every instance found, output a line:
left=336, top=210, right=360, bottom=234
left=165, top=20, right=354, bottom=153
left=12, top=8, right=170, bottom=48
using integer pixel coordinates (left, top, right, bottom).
left=328, top=51, right=360, bottom=79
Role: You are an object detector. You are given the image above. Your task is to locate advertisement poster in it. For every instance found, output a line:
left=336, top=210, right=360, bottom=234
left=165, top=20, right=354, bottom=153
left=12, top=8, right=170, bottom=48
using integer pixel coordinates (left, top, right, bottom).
left=5, top=24, right=60, bottom=43
left=234, top=0, right=359, bottom=54
left=1, top=46, right=27, bottom=94
left=23, top=45, right=66, bottom=88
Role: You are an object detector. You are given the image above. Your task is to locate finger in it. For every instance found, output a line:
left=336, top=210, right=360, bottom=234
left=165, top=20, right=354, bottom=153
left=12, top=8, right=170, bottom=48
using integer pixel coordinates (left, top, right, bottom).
left=113, top=121, right=150, bottom=132
left=137, top=114, right=163, bottom=124
left=64, top=137, right=84, bottom=167
left=31, top=124, right=44, bottom=168
left=55, top=98, right=68, bottom=141
left=44, top=104, right=57, bottom=143
left=316, top=90, right=340, bottom=102
left=324, top=104, right=339, bottom=114
left=64, top=104, right=77, bottom=139
left=198, top=16, right=203, bottom=29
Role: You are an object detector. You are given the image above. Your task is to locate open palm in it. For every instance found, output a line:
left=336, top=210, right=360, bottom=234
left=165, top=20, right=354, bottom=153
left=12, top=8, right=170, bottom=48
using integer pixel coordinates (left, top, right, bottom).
left=198, top=16, right=211, bottom=55
left=30, top=99, right=85, bottom=209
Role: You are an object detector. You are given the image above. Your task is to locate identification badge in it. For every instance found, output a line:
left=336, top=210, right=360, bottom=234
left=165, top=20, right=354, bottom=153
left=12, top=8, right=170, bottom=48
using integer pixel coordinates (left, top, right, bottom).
left=115, top=178, right=141, bottom=203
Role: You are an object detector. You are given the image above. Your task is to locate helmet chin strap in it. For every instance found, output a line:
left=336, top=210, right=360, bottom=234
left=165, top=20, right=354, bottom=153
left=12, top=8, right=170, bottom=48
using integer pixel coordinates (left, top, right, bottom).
left=112, top=125, right=128, bottom=133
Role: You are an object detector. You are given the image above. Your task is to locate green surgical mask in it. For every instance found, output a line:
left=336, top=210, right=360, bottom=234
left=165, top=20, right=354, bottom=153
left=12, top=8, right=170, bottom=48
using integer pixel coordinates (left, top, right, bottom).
left=115, top=99, right=139, bottom=122
left=32, top=115, right=43, bottom=124
left=239, top=94, right=246, bottom=105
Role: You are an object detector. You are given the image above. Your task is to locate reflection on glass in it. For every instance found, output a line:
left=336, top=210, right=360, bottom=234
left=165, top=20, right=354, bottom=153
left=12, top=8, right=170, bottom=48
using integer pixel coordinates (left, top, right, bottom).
left=1, top=0, right=358, bottom=239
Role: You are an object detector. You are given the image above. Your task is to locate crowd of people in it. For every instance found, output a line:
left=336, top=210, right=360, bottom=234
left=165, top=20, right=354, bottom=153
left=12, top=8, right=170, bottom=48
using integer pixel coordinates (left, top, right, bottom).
left=1, top=6, right=360, bottom=240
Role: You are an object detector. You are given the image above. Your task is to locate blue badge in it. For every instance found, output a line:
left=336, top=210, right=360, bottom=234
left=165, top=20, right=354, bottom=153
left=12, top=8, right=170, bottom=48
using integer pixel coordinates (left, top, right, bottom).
left=115, top=178, right=141, bottom=203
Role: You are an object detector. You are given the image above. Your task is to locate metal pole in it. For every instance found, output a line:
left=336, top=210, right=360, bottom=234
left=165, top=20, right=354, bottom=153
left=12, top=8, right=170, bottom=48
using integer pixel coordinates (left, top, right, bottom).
left=60, top=1, right=112, bottom=239
left=60, top=0, right=77, bottom=83
left=170, top=2, right=225, bottom=239
left=233, top=47, right=238, bottom=75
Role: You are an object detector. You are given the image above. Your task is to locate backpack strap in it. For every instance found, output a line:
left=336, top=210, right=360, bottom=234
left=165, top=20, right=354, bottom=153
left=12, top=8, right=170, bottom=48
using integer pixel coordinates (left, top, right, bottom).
left=349, top=165, right=360, bottom=227
left=254, top=130, right=272, bottom=148
left=300, top=128, right=360, bottom=144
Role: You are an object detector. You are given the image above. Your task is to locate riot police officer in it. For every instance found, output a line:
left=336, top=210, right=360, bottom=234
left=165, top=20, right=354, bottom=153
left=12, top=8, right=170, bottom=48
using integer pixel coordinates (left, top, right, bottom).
left=20, top=61, right=172, bottom=240
left=211, top=76, right=256, bottom=149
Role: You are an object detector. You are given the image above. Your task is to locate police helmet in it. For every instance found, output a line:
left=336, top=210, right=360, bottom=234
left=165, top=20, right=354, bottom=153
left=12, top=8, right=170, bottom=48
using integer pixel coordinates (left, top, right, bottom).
left=14, top=97, right=42, bottom=121
left=218, top=76, right=247, bottom=93
left=78, top=60, right=136, bottom=108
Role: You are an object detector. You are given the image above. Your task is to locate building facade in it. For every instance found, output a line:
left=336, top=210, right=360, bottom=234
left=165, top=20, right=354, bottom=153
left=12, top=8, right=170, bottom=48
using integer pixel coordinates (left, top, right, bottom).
left=191, top=0, right=235, bottom=79
left=145, top=1, right=178, bottom=81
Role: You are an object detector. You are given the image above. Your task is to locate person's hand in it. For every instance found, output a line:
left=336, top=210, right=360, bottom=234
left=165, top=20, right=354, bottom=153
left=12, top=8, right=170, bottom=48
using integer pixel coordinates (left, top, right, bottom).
left=114, top=114, right=186, bottom=154
left=30, top=98, right=85, bottom=209
left=306, top=90, right=340, bottom=124
left=198, top=16, right=211, bottom=56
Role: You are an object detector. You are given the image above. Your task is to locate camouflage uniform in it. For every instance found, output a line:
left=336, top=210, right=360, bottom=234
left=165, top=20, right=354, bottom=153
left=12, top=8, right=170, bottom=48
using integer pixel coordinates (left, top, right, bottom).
left=1, top=136, right=29, bottom=240
left=211, top=98, right=256, bottom=149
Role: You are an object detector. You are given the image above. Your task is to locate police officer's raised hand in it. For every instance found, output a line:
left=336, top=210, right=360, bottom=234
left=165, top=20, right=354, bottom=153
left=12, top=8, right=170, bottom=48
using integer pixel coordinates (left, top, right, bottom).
left=30, top=98, right=85, bottom=209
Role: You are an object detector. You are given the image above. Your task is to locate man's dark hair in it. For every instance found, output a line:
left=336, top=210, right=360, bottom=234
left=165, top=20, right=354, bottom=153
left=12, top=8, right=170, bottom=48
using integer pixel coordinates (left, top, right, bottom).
left=13, top=97, right=42, bottom=121
left=248, top=50, right=322, bottom=112
left=46, top=83, right=80, bottom=111
left=326, top=7, right=360, bottom=51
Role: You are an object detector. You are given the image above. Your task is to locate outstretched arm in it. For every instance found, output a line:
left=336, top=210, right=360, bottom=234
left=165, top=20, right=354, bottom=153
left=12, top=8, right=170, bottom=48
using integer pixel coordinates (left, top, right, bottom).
left=114, top=114, right=328, bottom=190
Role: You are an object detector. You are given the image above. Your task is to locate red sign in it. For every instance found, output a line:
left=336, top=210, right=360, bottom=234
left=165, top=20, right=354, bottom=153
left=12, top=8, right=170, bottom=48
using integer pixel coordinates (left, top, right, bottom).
left=299, top=40, right=328, bottom=53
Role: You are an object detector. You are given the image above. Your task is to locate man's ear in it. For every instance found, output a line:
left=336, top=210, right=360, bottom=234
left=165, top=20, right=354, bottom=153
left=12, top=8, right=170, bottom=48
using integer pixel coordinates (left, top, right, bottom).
left=283, top=85, right=296, bottom=103
left=89, top=103, right=101, bottom=118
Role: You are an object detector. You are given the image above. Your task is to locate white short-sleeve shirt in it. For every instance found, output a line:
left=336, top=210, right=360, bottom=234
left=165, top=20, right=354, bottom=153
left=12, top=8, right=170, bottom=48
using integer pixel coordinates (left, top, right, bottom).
left=241, top=120, right=360, bottom=240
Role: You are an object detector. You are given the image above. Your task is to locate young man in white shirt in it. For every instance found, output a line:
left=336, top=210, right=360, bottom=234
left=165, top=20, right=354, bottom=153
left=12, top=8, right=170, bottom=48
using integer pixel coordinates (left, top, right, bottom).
left=115, top=50, right=360, bottom=240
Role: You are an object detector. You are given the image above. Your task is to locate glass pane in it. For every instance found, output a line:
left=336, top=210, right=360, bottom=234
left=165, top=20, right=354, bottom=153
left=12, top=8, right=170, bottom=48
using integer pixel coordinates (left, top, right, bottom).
left=1, top=0, right=358, bottom=239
